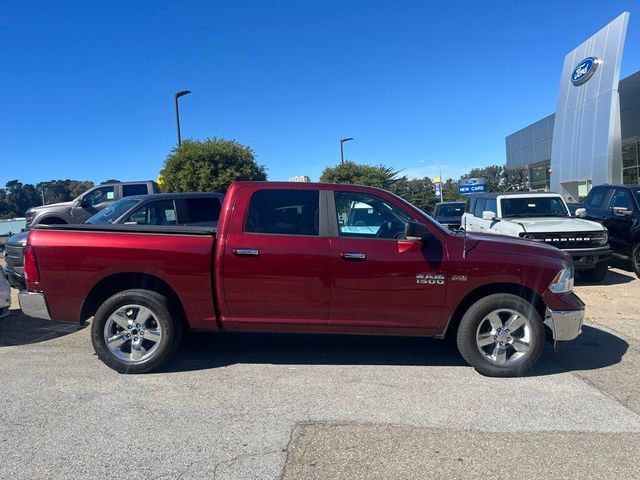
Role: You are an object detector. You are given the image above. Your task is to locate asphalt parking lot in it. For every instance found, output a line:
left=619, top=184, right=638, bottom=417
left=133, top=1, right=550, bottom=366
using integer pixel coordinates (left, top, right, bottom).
left=1, top=264, right=640, bottom=479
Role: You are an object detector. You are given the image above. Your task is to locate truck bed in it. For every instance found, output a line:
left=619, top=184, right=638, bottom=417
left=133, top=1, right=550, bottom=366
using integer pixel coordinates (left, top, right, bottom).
left=27, top=225, right=218, bottom=328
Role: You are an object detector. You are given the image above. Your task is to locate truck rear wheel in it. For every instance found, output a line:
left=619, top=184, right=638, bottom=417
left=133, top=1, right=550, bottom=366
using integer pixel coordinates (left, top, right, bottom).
left=579, top=261, right=608, bottom=282
left=91, top=289, right=182, bottom=373
left=456, top=294, right=544, bottom=377
left=632, top=243, right=640, bottom=279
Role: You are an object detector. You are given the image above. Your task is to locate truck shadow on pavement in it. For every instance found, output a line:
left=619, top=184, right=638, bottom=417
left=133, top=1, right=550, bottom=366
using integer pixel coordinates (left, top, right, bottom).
left=575, top=267, right=636, bottom=286
left=160, top=324, right=628, bottom=377
left=0, top=308, right=85, bottom=347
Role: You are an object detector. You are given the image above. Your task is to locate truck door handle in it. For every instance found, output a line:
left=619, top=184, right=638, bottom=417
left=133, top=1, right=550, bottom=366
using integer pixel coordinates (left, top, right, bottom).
left=233, top=249, right=260, bottom=256
left=340, top=252, right=366, bottom=260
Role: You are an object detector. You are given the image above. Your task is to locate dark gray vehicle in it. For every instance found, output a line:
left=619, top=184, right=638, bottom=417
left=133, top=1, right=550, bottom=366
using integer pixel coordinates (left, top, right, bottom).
left=432, top=201, right=466, bottom=230
left=24, top=181, right=159, bottom=228
left=4, top=192, right=223, bottom=290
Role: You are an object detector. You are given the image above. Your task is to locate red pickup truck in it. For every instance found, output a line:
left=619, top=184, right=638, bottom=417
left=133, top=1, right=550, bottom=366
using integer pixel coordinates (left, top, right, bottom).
left=19, top=182, right=584, bottom=377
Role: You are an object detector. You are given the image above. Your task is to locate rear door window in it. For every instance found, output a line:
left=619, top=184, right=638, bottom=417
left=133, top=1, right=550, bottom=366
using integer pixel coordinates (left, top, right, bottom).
left=245, top=190, right=319, bottom=236
left=122, top=184, right=149, bottom=197
left=183, top=197, right=222, bottom=226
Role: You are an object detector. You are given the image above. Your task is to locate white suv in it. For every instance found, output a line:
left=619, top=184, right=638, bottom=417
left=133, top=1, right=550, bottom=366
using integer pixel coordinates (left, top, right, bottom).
left=461, top=192, right=611, bottom=281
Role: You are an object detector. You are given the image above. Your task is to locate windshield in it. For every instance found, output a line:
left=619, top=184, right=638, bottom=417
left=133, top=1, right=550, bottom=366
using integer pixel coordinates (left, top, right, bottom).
left=500, top=197, right=569, bottom=218
left=435, top=203, right=465, bottom=217
left=85, top=198, right=141, bottom=224
left=634, top=189, right=640, bottom=208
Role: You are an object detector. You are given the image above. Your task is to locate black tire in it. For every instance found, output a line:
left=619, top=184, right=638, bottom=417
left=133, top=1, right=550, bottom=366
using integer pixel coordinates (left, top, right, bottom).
left=632, top=242, right=640, bottom=279
left=579, top=261, right=608, bottom=282
left=456, top=293, right=545, bottom=377
left=91, top=289, right=183, bottom=373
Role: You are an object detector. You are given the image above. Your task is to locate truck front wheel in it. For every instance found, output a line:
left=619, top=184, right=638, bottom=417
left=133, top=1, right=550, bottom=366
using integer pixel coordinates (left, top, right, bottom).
left=578, top=261, right=608, bottom=282
left=91, top=289, right=183, bottom=373
left=456, top=294, right=544, bottom=377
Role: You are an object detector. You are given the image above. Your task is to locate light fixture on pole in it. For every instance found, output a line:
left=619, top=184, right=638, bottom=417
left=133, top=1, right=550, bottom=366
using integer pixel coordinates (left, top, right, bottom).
left=340, top=137, right=354, bottom=164
left=174, top=90, right=192, bottom=146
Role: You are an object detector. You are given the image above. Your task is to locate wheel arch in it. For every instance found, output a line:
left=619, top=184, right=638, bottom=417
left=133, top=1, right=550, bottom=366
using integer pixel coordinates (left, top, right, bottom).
left=443, top=283, right=547, bottom=338
left=79, top=272, right=187, bottom=328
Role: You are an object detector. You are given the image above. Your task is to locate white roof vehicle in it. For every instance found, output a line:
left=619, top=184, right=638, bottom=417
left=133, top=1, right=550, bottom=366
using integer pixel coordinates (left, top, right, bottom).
left=461, top=192, right=612, bottom=282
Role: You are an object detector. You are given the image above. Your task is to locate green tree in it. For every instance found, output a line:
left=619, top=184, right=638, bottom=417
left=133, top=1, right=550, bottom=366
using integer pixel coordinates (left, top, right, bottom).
left=320, top=161, right=402, bottom=191
left=160, top=138, right=267, bottom=192
left=5, top=180, right=40, bottom=216
left=394, top=177, right=437, bottom=212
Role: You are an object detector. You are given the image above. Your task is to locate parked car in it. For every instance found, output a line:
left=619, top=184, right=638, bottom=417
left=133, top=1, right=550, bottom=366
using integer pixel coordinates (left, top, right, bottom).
left=85, top=192, right=224, bottom=226
left=24, top=181, right=159, bottom=228
left=432, top=201, right=465, bottom=230
left=4, top=192, right=223, bottom=290
left=461, top=192, right=611, bottom=281
left=579, top=184, right=640, bottom=277
left=19, top=182, right=584, bottom=377
left=0, top=269, right=10, bottom=317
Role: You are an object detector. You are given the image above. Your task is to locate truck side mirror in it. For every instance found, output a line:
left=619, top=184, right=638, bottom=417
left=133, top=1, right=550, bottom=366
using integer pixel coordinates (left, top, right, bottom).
left=404, top=221, right=433, bottom=242
left=481, top=211, right=497, bottom=221
left=574, top=208, right=586, bottom=218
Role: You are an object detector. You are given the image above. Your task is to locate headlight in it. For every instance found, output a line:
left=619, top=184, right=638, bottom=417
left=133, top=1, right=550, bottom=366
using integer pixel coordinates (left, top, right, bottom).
left=548, top=264, right=574, bottom=294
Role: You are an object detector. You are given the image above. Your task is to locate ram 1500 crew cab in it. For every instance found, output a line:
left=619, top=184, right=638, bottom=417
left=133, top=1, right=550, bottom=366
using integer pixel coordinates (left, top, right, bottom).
left=19, top=182, right=585, bottom=377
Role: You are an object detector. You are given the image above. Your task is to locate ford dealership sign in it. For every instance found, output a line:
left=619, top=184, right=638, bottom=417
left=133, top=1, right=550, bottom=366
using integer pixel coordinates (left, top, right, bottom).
left=571, top=57, right=600, bottom=86
left=458, top=178, right=486, bottom=195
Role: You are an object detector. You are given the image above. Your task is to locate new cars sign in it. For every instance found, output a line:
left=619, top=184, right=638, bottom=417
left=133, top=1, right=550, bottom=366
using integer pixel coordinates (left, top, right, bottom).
left=458, top=178, right=486, bottom=195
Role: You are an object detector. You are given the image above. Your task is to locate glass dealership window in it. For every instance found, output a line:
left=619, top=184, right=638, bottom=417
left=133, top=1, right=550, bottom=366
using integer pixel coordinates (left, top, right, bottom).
left=622, top=142, right=638, bottom=169
left=528, top=164, right=550, bottom=191
left=622, top=141, right=639, bottom=185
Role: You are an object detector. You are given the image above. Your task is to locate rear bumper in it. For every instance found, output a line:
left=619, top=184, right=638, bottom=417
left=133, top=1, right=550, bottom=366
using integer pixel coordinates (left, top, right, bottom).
left=3, top=266, right=25, bottom=290
left=544, top=308, right=584, bottom=342
left=18, top=291, right=52, bottom=320
left=565, top=246, right=611, bottom=270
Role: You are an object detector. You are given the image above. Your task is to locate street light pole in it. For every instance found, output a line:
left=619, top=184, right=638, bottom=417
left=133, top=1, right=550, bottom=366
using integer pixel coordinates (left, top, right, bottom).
left=430, top=160, right=444, bottom=203
left=174, top=90, right=192, bottom=147
left=340, top=137, right=354, bottom=164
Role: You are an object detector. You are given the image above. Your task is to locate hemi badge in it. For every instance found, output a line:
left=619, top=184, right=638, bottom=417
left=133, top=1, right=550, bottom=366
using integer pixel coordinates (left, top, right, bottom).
left=416, top=273, right=445, bottom=285
left=451, top=275, right=468, bottom=282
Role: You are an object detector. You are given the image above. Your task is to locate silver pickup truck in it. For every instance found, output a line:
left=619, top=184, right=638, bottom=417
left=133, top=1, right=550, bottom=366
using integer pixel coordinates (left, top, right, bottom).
left=461, top=192, right=611, bottom=282
left=24, top=181, right=159, bottom=227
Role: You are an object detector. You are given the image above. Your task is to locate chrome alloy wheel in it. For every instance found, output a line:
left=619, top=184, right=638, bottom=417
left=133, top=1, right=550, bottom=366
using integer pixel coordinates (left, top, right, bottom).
left=475, top=308, right=532, bottom=366
left=103, top=304, right=163, bottom=363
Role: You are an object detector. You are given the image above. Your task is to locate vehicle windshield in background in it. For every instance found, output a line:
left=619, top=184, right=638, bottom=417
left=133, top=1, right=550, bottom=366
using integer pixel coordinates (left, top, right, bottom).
left=435, top=203, right=465, bottom=217
left=500, top=197, right=568, bottom=218
left=85, top=198, right=141, bottom=224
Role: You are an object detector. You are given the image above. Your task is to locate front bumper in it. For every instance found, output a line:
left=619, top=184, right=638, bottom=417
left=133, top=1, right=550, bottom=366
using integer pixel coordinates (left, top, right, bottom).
left=18, top=291, right=52, bottom=320
left=565, top=246, right=612, bottom=270
left=544, top=308, right=584, bottom=343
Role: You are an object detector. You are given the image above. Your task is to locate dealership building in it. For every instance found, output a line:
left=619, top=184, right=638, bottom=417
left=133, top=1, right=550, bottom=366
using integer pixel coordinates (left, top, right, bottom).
left=506, top=12, right=640, bottom=200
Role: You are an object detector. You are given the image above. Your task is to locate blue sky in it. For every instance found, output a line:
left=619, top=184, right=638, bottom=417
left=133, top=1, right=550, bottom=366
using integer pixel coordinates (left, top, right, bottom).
left=2, top=0, right=639, bottom=186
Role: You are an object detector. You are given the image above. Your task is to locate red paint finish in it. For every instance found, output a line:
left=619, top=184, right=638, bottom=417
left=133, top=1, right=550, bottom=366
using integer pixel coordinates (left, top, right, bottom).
left=27, top=181, right=583, bottom=340
left=27, top=229, right=216, bottom=326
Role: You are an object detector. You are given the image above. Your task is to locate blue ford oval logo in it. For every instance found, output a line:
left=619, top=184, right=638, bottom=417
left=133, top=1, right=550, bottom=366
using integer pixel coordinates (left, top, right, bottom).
left=571, top=57, right=599, bottom=86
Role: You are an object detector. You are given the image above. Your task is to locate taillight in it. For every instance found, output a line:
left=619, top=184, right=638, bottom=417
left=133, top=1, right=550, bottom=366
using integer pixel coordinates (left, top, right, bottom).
left=24, top=245, right=41, bottom=283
